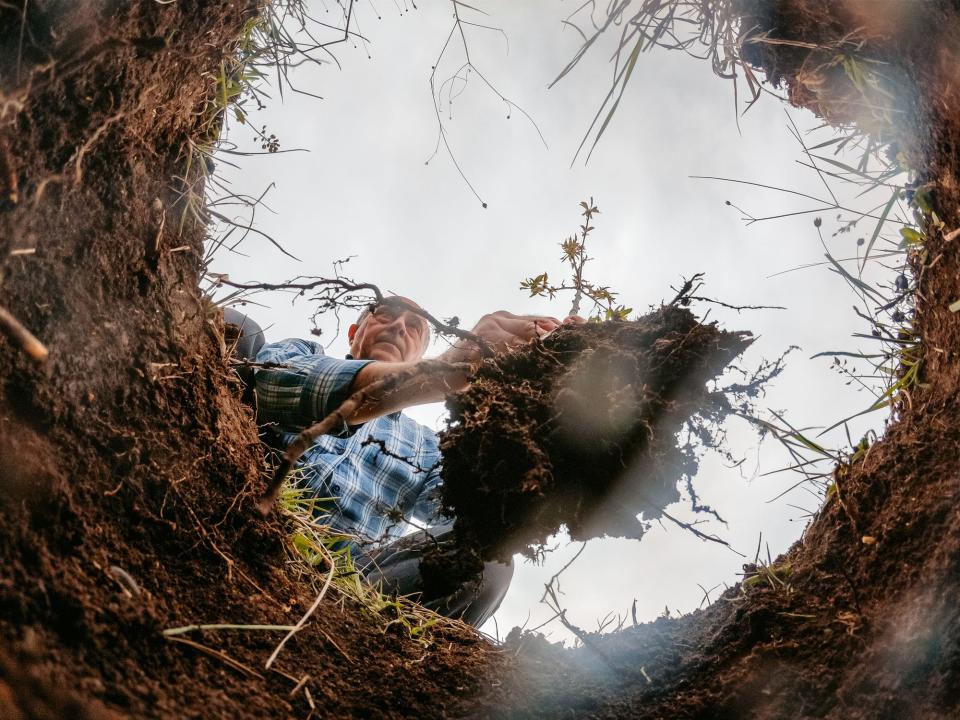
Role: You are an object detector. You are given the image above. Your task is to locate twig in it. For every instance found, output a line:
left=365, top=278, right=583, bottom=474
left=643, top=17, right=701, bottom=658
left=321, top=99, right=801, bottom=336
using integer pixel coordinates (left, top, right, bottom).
left=539, top=542, right=588, bottom=603
left=361, top=438, right=436, bottom=474
left=542, top=581, right=593, bottom=647
left=214, top=275, right=382, bottom=296
left=265, top=560, right=336, bottom=669
left=666, top=273, right=782, bottom=314
left=684, top=296, right=786, bottom=313
left=691, top=175, right=911, bottom=227
left=667, top=273, right=705, bottom=307
left=165, top=635, right=264, bottom=679
left=525, top=610, right=564, bottom=634
left=537, top=543, right=608, bottom=651
left=0, top=304, right=48, bottom=363
left=163, top=623, right=297, bottom=637
left=660, top=509, right=745, bottom=557
left=426, top=1, right=546, bottom=206
left=215, top=277, right=491, bottom=351
left=397, top=298, right=493, bottom=352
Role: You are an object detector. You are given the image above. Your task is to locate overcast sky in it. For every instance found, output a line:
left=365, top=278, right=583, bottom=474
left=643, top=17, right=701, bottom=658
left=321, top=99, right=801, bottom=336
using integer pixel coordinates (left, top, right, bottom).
left=210, top=0, right=901, bottom=643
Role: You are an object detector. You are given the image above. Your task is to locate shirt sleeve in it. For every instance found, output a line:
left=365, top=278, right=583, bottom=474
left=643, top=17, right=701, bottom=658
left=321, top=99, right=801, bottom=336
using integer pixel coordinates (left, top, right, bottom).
left=409, top=469, right=449, bottom=527
left=254, top=338, right=373, bottom=433
left=410, top=472, right=449, bottom=527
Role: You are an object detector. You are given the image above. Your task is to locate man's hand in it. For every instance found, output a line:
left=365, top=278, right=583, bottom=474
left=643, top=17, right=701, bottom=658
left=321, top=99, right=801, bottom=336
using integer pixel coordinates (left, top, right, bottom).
left=441, top=310, right=564, bottom=365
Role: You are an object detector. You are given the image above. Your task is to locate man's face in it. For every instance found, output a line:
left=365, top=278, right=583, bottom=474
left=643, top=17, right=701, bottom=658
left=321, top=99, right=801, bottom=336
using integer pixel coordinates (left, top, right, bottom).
left=348, top=297, right=430, bottom=363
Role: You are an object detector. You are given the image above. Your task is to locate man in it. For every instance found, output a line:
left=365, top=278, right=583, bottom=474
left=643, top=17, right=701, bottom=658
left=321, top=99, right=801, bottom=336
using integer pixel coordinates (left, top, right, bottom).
left=250, top=297, right=568, bottom=626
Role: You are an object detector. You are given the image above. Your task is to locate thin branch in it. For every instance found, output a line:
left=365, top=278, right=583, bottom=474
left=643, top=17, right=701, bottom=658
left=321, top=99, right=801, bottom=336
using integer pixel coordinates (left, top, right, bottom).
left=214, top=277, right=491, bottom=351
left=539, top=542, right=588, bottom=604
left=666, top=272, right=705, bottom=306
left=165, top=636, right=264, bottom=679
left=215, top=275, right=383, bottom=296
left=425, top=1, right=546, bottom=206
left=265, top=559, right=336, bottom=669
left=684, top=296, right=786, bottom=313
left=660, top=509, right=745, bottom=557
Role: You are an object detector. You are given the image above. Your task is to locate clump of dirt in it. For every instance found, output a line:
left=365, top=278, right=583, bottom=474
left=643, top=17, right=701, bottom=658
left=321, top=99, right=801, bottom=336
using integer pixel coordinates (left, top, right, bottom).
left=733, top=0, right=960, bottom=165
left=420, top=541, right=485, bottom=601
left=440, top=306, right=751, bottom=561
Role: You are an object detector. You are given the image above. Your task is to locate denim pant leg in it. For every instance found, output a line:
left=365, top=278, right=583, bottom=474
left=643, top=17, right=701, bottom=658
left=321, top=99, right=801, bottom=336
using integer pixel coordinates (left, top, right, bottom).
left=359, top=522, right=514, bottom=628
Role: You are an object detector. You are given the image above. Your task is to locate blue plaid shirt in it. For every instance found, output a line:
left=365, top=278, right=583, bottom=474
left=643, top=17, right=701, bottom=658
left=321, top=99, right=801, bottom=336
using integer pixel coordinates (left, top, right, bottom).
left=254, top=339, right=445, bottom=545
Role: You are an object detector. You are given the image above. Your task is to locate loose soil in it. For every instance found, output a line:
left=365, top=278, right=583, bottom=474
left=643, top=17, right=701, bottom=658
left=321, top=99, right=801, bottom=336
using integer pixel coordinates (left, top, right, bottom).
left=1, top=1, right=958, bottom=719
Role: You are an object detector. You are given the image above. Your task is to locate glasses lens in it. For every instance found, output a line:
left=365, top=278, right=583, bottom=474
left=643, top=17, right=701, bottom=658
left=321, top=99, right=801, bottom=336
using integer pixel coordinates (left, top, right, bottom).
left=371, top=302, right=428, bottom=342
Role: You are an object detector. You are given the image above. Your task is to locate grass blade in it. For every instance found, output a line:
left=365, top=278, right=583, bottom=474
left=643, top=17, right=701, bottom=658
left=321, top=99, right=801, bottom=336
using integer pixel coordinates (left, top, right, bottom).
left=861, top=188, right=899, bottom=273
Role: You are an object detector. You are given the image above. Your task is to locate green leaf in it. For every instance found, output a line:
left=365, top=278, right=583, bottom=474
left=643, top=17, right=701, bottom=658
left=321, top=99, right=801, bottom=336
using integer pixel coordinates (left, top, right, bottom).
left=812, top=153, right=886, bottom=186
left=587, top=37, right=642, bottom=160
left=604, top=305, right=632, bottom=321
left=913, top=184, right=935, bottom=213
left=899, top=227, right=923, bottom=245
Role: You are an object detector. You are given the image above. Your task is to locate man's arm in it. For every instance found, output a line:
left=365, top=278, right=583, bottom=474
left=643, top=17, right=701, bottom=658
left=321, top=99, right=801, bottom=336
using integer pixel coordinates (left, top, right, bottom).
left=254, top=338, right=373, bottom=432
left=345, top=311, right=567, bottom=424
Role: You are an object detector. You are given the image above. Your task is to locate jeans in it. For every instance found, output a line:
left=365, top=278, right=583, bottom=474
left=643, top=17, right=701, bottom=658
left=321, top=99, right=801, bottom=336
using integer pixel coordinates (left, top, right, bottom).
left=358, top=521, right=514, bottom=628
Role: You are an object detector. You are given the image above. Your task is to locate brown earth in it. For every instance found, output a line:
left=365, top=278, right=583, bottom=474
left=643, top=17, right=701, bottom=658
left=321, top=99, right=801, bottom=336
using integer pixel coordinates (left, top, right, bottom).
left=0, top=1, right=958, bottom=719
left=0, top=3, right=497, bottom=719
left=440, top=308, right=750, bottom=561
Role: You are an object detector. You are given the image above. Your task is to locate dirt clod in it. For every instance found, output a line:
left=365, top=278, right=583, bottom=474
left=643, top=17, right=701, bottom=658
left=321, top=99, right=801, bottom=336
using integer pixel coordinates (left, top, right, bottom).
left=440, top=306, right=751, bottom=561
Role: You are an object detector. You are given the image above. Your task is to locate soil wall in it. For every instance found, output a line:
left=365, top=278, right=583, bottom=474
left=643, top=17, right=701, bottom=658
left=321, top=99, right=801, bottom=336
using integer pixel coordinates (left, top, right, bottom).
left=0, top=1, right=957, bottom=718
left=0, top=3, right=492, bottom=718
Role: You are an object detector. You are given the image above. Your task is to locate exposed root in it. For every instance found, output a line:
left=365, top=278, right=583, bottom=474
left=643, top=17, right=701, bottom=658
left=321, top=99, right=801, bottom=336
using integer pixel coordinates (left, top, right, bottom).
left=0, top=303, right=47, bottom=363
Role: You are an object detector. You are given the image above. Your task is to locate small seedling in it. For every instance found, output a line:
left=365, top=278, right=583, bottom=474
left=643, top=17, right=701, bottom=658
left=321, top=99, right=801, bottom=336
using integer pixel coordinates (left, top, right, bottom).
left=743, top=560, right=793, bottom=593
left=520, top=198, right=632, bottom=321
